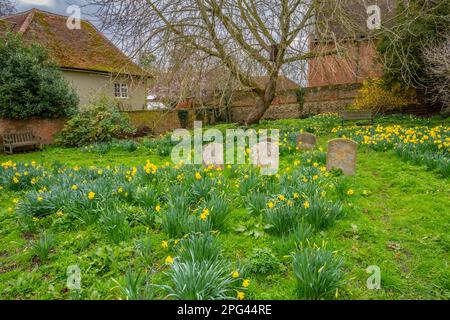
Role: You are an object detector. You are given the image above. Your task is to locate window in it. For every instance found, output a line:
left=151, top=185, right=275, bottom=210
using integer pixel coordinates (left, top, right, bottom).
left=114, top=83, right=128, bottom=99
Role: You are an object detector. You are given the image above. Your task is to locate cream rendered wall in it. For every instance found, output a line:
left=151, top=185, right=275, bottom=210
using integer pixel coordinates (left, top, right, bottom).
left=61, top=69, right=148, bottom=111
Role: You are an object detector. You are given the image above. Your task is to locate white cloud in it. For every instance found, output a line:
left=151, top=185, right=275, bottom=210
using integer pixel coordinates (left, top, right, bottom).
left=18, top=0, right=54, bottom=6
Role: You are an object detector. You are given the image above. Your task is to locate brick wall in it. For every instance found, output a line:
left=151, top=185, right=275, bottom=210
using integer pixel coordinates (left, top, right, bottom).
left=0, top=118, right=66, bottom=145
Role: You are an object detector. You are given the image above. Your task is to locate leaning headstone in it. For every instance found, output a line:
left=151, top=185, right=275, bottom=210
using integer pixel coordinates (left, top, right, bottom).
left=326, top=138, right=358, bottom=176
left=203, top=142, right=224, bottom=168
left=296, top=133, right=317, bottom=150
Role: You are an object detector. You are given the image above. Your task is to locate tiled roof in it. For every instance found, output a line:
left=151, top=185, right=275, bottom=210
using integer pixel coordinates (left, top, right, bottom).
left=0, top=9, right=147, bottom=76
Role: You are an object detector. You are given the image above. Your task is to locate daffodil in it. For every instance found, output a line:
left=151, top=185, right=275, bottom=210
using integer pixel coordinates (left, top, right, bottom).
left=303, top=201, right=310, bottom=209
left=237, top=291, right=245, bottom=300
left=165, top=256, right=174, bottom=265
left=161, top=240, right=169, bottom=249
left=232, top=271, right=239, bottom=278
left=243, top=279, right=250, bottom=288
left=88, top=192, right=95, bottom=200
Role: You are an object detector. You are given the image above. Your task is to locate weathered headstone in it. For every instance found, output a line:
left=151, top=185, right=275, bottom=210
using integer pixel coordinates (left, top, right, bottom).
left=296, top=133, right=317, bottom=150
left=203, top=142, right=224, bottom=168
left=326, top=138, right=358, bottom=176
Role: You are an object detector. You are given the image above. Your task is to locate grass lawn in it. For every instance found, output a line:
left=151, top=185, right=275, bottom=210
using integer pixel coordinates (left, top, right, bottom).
left=0, top=115, right=449, bottom=300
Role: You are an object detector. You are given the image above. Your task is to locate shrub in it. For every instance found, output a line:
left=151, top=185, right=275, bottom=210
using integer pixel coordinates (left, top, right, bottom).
left=246, top=248, right=280, bottom=275
left=378, top=1, right=450, bottom=92
left=423, top=33, right=450, bottom=110
left=293, top=247, right=345, bottom=300
left=57, top=97, right=136, bottom=147
left=0, top=33, right=78, bottom=119
left=351, top=78, right=413, bottom=114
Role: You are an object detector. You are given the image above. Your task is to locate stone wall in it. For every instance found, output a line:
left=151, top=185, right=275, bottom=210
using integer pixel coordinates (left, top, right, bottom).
left=303, top=83, right=362, bottom=116
left=230, top=83, right=362, bottom=122
left=231, top=103, right=301, bottom=123
left=0, top=118, right=66, bottom=145
left=126, top=109, right=195, bottom=135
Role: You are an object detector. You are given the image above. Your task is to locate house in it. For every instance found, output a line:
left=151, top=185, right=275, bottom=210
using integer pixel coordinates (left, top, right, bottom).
left=0, top=9, right=149, bottom=111
left=307, top=0, right=394, bottom=87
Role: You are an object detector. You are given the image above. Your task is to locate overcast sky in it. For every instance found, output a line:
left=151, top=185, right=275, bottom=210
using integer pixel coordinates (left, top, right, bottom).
left=15, top=0, right=99, bottom=24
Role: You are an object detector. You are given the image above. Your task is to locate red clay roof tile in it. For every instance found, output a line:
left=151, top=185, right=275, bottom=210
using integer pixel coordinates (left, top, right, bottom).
left=1, top=9, right=147, bottom=76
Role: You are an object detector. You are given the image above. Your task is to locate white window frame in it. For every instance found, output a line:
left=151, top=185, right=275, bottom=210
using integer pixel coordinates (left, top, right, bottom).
left=114, top=83, right=129, bottom=99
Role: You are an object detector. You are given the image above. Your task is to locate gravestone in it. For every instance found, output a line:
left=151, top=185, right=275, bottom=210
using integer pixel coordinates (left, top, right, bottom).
left=326, top=138, right=358, bottom=176
left=296, top=133, right=317, bottom=150
left=203, top=142, right=224, bottom=168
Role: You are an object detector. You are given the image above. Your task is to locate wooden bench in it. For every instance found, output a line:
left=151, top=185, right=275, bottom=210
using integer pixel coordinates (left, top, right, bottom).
left=2, top=131, right=41, bottom=154
left=341, top=111, right=374, bottom=125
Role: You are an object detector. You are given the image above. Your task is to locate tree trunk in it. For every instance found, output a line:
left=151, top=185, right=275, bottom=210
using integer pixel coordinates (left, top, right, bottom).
left=244, top=77, right=278, bottom=125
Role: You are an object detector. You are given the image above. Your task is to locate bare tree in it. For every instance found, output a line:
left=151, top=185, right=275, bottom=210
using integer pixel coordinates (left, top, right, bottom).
left=423, top=34, right=450, bottom=111
left=88, top=0, right=396, bottom=124
left=0, top=0, right=16, bottom=17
